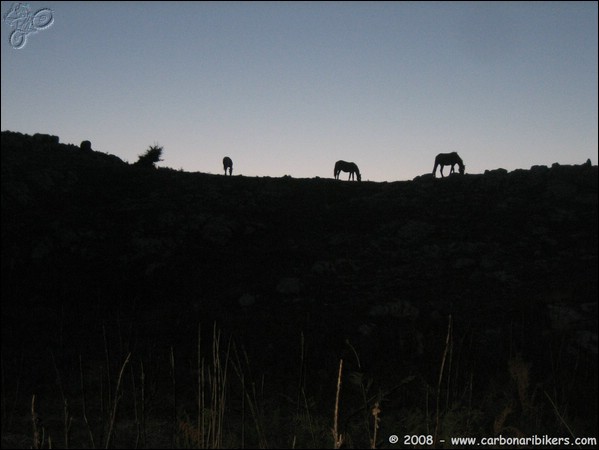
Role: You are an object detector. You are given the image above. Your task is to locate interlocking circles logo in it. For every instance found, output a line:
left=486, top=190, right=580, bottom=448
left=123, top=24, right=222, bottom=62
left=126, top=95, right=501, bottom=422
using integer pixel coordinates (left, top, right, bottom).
left=3, top=2, right=54, bottom=49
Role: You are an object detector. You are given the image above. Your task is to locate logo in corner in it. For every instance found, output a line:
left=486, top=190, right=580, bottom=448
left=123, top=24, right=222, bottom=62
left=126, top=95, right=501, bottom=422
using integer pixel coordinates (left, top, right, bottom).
left=3, top=2, right=54, bottom=49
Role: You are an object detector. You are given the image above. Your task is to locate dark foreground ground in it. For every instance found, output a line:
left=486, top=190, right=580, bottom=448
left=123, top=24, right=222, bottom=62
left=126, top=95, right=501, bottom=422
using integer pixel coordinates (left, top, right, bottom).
left=1, top=131, right=597, bottom=448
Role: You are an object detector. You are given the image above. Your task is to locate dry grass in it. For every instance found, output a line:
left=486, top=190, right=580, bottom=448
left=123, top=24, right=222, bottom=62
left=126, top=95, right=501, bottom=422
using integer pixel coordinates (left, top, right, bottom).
left=1, top=318, right=596, bottom=449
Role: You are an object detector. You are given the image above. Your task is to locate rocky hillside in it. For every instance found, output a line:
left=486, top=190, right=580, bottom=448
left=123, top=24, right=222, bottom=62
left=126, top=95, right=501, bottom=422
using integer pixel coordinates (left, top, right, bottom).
left=1, top=130, right=597, bottom=448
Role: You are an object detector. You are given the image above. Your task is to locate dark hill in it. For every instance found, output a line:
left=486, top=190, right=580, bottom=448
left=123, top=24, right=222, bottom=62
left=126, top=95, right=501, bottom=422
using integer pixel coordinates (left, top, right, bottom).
left=1, top=130, right=597, bottom=448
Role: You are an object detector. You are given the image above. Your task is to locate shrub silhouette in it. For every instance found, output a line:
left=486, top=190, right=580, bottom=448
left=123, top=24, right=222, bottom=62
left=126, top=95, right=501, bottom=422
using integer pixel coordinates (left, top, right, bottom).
left=135, top=144, right=163, bottom=168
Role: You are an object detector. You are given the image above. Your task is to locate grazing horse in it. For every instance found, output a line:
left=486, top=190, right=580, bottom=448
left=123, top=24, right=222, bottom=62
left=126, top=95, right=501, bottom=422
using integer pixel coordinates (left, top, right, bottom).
left=334, top=160, right=361, bottom=181
left=223, top=156, right=233, bottom=175
left=432, top=152, right=465, bottom=177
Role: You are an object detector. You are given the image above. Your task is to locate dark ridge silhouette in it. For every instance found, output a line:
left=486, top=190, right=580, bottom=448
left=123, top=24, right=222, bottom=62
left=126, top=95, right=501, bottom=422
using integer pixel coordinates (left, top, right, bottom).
left=433, top=152, right=465, bottom=177
left=80, top=140, right=92, bottom=151
left=223, top=156, right=233, bottom=175
left=1, top=130, right=126, bottom=167
left=1, top=130, right=597, bottom=448
left=334, top=160, right=361, bottom=181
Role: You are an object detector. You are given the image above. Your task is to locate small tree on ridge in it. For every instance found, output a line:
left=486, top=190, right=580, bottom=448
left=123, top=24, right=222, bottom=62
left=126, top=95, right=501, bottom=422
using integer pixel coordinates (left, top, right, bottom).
left=135, top=144, right=163, bottom=168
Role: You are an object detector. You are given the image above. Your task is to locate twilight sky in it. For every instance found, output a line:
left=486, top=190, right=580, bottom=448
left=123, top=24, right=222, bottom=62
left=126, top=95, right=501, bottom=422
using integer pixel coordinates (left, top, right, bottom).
left=2, top=1, right=597, bottom=181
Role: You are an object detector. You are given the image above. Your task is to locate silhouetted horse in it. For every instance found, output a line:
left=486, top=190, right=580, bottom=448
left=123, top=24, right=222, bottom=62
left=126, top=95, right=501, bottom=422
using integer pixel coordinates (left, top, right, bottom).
left=334, top=160, right=361, bottom=181
left=432, top=152, right=465, bottom=177
left=223, top=156, right=233, bottom=175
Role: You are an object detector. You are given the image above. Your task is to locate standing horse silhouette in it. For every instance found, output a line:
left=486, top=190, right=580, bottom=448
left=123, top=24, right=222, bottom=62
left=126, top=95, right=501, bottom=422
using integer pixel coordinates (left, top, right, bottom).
left=432, top=152, right=465, bottom=177
left=223, top=156, right=233, bottom=176
left=334, top=160, right=361, bottom=181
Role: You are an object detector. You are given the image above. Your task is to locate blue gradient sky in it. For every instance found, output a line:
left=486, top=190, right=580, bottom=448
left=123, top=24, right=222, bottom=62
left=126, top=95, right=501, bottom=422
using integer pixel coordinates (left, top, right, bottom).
left=2, top=1, right=597, bottom=181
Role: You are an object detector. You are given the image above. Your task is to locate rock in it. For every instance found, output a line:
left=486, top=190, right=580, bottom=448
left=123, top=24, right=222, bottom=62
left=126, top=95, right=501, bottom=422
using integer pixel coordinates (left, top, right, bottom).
left=238, top=294, right=256, bottom=307
left=202, top=218, right=233, bottom=245
left=276, top=277, right=302, bottom=295
left=369, top=299, right=419, bottom=320
left=312, top=260, right=336, bottom=275
left=80, top=140, right=92, bottom=151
